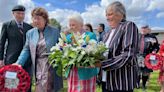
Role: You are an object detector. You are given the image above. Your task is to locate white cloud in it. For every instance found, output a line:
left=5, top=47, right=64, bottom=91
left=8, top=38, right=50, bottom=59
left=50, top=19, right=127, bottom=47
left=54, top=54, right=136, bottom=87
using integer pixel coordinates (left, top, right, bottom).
left=154, top=0, right=164, bottom=21
left=156, top=12, right=164, bottom=18
left=0, top=0, right=17, bottom=22
left=48, top=3, right=107, bottom=29
left=47, top=0, right=152, bottom=30
left=100, top=0, right=110, bottom=7
left=147, top=0, right=164, bottom=11
left=0, top=0, right=34, bottom=24
left=151, top=26, right=164, bottom=30
left=127, top=0, right=149, bottom=17
left=49, top=9, right=80, bottom=27
left=82, top=4, right=107, bottom=28
left=45, top=3, right=52, bottom=7
left=128, top=16, right=146, bottom=28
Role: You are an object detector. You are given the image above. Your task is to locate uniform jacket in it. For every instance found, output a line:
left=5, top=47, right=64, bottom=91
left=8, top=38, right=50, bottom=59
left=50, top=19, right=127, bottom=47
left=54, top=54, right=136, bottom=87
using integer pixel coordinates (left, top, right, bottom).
left=0, top=20, right=33, bottom=67
left=138, top=33, right=159, bottom=57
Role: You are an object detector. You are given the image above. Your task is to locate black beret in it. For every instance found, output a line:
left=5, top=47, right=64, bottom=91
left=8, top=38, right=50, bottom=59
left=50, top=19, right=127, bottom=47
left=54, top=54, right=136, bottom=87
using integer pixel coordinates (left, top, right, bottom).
left=12, top=5, right=25, bottom=11
left=141, top=25, right=149, bottom=29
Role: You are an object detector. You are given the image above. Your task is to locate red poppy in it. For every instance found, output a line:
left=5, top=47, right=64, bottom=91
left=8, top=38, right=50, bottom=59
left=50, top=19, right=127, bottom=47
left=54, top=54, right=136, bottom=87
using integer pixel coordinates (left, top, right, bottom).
left=0, top=65, right=30, bottom=92
left=159, top=42, right=164, bottom=56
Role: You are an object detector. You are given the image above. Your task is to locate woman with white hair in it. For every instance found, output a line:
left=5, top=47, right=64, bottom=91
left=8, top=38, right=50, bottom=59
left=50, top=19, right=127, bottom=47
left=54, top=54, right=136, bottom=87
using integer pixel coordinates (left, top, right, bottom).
left=100, top=1, right=139, bottom=92
left=65, top=14, right=99, bottom=92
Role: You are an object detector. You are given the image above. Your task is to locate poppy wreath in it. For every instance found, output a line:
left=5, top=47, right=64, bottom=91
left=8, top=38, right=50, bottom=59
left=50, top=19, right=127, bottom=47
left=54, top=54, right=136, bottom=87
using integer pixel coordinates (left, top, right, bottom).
left=0, top=65, right=30, bottom=92
left=145, top=53, right=162, bottom=70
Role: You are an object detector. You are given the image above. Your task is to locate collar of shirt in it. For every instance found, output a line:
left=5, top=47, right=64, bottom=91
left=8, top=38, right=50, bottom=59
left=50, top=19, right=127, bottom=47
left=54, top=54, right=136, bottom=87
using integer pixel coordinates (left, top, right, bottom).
left=15, top=19, right=23, bottom=28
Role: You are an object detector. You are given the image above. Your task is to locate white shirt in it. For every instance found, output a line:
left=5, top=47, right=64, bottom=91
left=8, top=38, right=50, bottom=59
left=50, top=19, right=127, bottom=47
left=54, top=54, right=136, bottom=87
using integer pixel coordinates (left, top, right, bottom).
left=15, top=19, right=23, bottom=28
left=102, top=29, right=115, bottom=82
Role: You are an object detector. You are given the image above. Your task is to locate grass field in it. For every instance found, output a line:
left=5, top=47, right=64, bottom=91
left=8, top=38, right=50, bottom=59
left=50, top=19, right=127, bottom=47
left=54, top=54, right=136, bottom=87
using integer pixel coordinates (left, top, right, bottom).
left=63, top=71, right=161, bottom=92
left=32, top=71, right=161, bottom=92
left=134, top=71, right=161, bottom=92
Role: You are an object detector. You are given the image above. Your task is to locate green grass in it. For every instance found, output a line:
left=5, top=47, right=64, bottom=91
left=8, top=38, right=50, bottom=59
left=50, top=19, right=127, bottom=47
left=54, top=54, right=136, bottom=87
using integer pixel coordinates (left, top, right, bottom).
left=32, top=71, right=160, bottom=92
left=63, top=71, right=160, bottom=92
left=134, top=71, right=161, bottom=92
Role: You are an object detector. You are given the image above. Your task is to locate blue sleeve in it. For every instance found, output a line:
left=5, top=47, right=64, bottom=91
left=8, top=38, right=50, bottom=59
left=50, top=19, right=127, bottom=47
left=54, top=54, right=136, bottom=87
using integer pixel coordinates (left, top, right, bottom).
left=16, top=33, right=30, bottom=66
left=66, top=34, right=72, bottom=43
left=91, top=33, right=97, bottom=41
left=84, top=32, right=97, bottom=41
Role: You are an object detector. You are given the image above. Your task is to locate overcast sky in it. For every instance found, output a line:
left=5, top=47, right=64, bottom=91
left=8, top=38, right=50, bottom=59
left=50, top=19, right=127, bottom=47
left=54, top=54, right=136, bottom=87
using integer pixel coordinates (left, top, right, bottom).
left=0, top=0, right=164, bottom=30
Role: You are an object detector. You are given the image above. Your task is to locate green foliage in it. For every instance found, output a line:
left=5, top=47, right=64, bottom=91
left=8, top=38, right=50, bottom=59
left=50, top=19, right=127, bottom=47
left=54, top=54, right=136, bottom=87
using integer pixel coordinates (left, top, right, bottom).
left=48, top=43, right=107, bottom=76
left=48, top=32, right=108, bottom=76
left=49, top=18, right=61, bottom=30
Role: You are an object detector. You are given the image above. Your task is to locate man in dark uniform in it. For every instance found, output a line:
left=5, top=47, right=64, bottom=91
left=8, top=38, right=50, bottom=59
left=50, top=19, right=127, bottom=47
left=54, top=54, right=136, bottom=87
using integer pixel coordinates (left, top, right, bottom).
left=137, top=25, right=159, bottom=90
left=0, top=5, right=33, bottom=92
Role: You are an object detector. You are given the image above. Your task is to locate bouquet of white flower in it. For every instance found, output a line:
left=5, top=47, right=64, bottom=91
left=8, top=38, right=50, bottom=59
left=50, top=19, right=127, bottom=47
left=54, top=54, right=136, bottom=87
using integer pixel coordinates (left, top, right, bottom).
left=48, top=32, right=108, bottom=76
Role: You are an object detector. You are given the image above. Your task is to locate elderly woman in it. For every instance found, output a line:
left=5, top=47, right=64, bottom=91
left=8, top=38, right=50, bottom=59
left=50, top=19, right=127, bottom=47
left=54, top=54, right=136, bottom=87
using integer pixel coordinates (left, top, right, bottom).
left=100, top=1, right=139, bottom=92
left=65, top=14, right=99, bottom=92
left=15, top=7, right=63, bottom=92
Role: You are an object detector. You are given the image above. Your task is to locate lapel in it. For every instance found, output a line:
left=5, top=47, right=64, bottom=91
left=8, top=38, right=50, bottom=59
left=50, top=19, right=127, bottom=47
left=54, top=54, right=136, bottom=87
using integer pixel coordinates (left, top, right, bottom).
left=103, top=31, right=111, bottom=43
left=103, top=27, right=119, bottom=49
left=43, top=26, right=50, bottom=51
left=32, top=26, right=50, bottom=53
left=31, top=26, right=58, bottom=65
left=107, top=20, right=126, bottom=51
left=11, top=20, right=23, bottom=37
left=22, top=22, right=27, bottom=33
left=30, top=28, right=39, bottom=73
left=108, top=27, right=120, bottom=49
left=43, top=26, right=58, bottom=52
left=32, top=28, right=39, bottom=48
